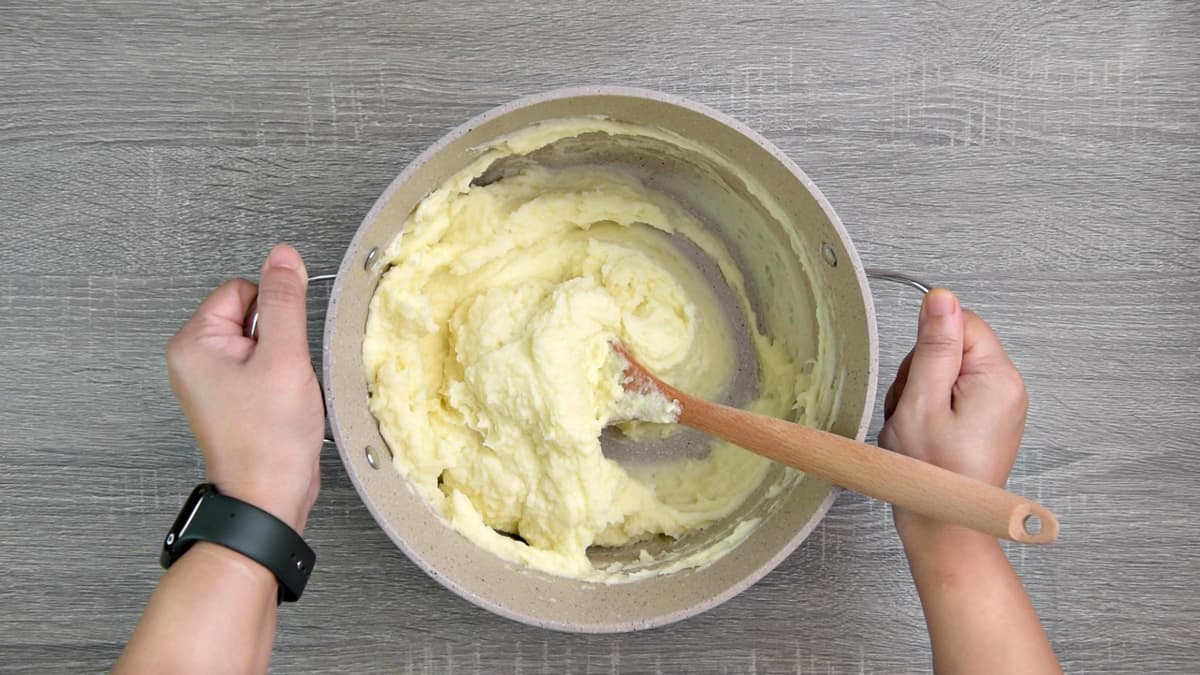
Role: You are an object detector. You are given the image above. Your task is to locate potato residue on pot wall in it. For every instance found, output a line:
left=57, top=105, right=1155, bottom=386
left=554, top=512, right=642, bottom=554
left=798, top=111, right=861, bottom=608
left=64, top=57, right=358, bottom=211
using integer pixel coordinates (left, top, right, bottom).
left=363, top=118, right=838, bottom=582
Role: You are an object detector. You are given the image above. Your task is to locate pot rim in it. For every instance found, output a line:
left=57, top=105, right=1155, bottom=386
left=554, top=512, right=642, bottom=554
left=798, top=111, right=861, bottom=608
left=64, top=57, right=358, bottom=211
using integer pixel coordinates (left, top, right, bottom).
left=322, top=86, right=878, bottom=632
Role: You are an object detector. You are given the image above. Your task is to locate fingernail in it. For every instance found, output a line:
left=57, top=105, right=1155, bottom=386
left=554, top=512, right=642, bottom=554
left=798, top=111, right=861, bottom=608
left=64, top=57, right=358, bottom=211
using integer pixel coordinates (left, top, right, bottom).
left=923, top=288, right=958, bottom=317
left=267, top=244, right=299, bottom=270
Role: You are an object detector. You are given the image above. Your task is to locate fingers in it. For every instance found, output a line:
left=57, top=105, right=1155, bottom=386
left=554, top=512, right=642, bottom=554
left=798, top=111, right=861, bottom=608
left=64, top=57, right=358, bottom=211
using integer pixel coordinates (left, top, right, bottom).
left=176, top=278, right=258, bottom=339
left=167, top=279, right=257, bottom=386
left=883, top=350, right=913, bottom=420
left=897, top=288, right=964, bottom=415
left=958, top=309, right=1028, bottom=414
left=960, top=310, right=1012, bottom=375
left=253, top=244, right=310, bottom=362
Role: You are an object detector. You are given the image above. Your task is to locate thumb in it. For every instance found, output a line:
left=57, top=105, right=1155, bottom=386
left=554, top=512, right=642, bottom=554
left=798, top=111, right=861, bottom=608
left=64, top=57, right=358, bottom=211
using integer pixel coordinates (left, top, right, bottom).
left=898, top=288, right=964, bottom=415
left=254, top=244, right=310, bottom=361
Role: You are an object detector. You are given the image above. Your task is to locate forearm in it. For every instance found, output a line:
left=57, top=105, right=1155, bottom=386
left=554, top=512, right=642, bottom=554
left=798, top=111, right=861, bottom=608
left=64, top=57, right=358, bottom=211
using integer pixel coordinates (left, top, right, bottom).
left=899, top=517, right=1061, bottom=675
left=115, top=543, right=278, bottom=674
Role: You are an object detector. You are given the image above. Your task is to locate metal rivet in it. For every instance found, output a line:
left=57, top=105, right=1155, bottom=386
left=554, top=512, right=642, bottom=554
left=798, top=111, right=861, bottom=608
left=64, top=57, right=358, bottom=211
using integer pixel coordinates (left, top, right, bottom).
left=1023, top=514, right=1042, bottom=535
left=364, top=247, right=378, bottom=270
left=365, top=445, right=379, bottom=469
left=296, top=560, right=304, bottom=570
left=165, top=533, right=175, bottom=546
left=821, top=242, right=838, bottom=267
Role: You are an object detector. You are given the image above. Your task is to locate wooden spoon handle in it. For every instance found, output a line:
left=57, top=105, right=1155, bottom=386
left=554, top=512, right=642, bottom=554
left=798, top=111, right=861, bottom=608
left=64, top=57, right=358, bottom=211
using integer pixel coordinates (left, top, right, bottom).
left=678, top=396, right=1059, bottom=544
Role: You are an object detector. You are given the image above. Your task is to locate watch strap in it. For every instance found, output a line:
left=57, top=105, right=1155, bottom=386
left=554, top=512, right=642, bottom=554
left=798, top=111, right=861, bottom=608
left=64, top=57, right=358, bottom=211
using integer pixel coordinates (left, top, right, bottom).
left=163, top=484, right=315, bottom=602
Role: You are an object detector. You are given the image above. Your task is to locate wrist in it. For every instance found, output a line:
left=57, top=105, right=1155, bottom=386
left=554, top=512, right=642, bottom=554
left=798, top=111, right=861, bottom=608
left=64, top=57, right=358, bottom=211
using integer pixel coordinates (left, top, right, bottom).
left=163, top=484, right=317, bottom=603
left=184, top=541, right=278, bottom=591
left=895, top=510, right=1003, bottom=563
left=217, top=483, right=312, bottom=535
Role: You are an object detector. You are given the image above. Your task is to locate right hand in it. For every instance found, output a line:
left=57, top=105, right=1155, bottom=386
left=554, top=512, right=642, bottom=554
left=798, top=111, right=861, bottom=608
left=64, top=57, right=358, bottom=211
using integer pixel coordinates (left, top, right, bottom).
left=878, top=288, right=1028, bottom=535
left=165, top=244, right=324, bottom=533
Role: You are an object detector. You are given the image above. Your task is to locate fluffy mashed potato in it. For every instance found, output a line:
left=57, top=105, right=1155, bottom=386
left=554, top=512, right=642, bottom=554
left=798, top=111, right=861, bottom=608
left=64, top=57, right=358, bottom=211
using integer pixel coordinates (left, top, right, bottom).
left=363, top=118, right=831, bottom=581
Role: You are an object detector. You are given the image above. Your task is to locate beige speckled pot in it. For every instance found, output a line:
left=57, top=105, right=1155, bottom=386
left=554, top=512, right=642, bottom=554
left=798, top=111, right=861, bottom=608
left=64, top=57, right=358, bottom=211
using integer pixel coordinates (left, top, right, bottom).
left=323, top=87, right=883, bottom=632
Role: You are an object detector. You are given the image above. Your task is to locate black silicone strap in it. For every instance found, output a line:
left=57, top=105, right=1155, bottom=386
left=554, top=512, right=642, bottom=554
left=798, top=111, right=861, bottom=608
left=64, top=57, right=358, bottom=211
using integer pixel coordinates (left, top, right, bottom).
left=161, top=484, right=315, bottom=603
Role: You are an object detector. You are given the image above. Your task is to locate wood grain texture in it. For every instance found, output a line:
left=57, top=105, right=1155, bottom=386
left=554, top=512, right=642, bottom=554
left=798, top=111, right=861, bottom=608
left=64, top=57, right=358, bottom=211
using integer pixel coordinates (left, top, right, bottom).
left=1, top=0, right=1198, bottom=672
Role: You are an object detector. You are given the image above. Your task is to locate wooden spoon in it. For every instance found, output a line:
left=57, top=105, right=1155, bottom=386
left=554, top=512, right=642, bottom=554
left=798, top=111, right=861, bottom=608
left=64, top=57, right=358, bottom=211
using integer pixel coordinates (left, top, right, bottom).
left=613, top=344, right=1059, bottom=544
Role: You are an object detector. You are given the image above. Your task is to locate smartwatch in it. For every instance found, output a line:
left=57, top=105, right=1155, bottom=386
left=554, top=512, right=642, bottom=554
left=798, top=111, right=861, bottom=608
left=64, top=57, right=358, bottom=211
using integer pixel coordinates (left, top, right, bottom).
left=161, top=483, right=315, bottom=603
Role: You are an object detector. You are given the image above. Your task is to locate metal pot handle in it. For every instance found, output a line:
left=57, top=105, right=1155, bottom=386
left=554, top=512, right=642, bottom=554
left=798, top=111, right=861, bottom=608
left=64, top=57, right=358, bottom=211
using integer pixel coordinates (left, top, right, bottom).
left=865, top=268, right=931, bottom=295
left=243, top=273, right=338, bottom=445
left=243, top=274, right=338, bottom=340
left=246, top=270, right=927, bottom=448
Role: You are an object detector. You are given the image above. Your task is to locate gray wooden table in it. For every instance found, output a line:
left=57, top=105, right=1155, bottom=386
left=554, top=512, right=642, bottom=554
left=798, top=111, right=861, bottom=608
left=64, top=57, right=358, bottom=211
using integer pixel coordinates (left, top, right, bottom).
left=2, top=1, right=1197, bottom=672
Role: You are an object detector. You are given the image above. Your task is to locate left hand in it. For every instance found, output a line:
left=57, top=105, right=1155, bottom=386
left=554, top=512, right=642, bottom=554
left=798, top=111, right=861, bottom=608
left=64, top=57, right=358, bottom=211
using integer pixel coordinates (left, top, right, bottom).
left=165, top=244, right=324, bottom=533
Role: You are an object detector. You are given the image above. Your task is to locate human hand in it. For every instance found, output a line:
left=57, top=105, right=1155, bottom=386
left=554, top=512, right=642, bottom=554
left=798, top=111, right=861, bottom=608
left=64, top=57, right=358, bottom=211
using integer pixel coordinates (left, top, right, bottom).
left=166, top=244, right=324, bottom=533
left=879, top=290, right=1061, bottom=674
left=879, top=288, right=1028, bottom=537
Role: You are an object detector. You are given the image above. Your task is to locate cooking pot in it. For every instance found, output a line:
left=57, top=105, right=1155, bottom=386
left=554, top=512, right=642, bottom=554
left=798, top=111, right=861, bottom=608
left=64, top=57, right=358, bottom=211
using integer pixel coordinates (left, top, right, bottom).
left=317, top=87, right=927, bottom=632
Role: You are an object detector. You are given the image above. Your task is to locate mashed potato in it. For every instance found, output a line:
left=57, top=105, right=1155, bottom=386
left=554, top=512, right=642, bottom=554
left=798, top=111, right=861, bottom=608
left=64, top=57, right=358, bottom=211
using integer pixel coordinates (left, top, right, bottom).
left=363, top=118, right=832, bottom=581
